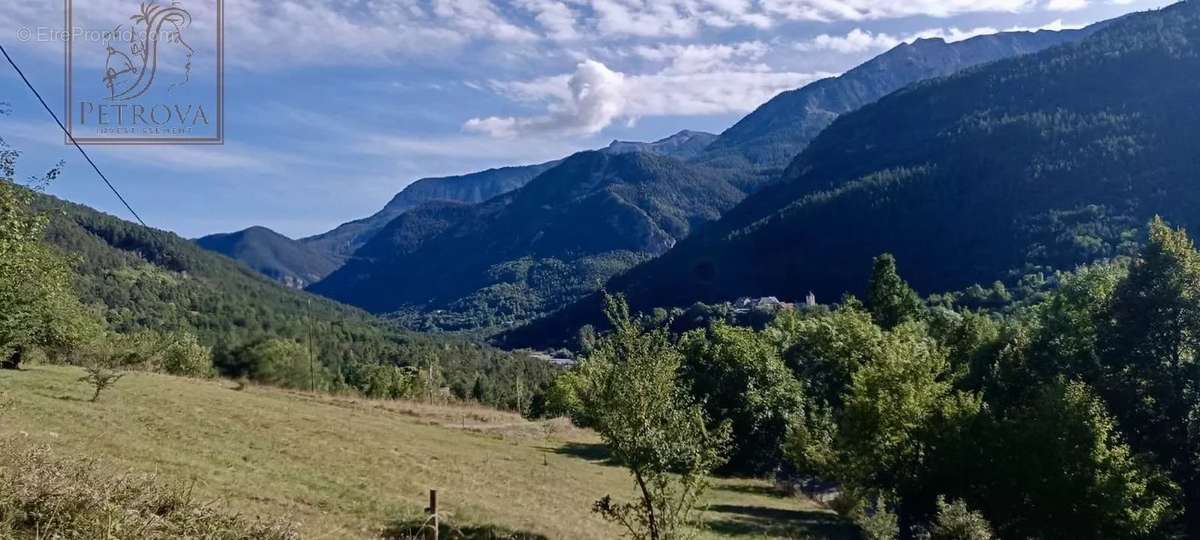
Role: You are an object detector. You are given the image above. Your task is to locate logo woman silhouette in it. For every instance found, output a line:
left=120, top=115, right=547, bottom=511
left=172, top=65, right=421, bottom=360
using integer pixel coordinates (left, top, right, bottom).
left=103, top=1, right=194, bottom=102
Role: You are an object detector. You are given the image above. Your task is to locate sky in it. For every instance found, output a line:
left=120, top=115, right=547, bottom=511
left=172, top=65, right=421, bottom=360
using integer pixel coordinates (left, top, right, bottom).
left=0, top=0, right=1176, bottom=239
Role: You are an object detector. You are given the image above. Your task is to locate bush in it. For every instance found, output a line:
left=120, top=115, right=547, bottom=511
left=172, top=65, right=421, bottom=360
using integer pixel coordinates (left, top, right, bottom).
left=216, top=338, right=320, bottom=390
left=159, top=333, right=213, bottom=377
left=855, top=503, right=899, bottom=540
left=78, top=364, right=126, bottom=403
left=918, top=497, right=993, bottom=540
left=0, top=441, right=297, bottom=539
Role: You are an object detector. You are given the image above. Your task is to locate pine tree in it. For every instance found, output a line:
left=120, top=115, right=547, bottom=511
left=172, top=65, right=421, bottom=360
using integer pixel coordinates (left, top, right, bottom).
left=866, top=254, right=924, bottom=329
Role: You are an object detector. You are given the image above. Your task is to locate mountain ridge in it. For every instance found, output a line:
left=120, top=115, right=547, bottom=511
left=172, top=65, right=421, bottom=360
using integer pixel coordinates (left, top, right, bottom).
left=503, top=1, right=1200, bottom=347
left=695, top=25, right=1103, bottom=172
left=308, top=150, right=743, bottom=328
left=196, top=226, right=338, bottom=288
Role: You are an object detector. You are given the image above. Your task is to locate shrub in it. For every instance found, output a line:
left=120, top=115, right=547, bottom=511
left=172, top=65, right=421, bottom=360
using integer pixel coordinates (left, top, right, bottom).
left=855, top=503, right=899, bottom=540
left=159, top=333, right=214, bottom=377
left=917, top=497, right=994, bottom=540
left=79, top=363, right=125, bottom=403
left=0, top=441, right=298, bottom=539
left=217, top=338, right=320, bottom=390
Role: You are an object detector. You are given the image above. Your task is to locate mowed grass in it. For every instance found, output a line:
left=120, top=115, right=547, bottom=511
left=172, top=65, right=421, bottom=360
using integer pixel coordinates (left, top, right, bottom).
left=0, top=366, right=851, bottom=539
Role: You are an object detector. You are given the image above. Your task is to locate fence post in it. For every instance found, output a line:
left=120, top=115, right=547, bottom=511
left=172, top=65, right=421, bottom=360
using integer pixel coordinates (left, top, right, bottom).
left=428, top=489, right=439, bottom=540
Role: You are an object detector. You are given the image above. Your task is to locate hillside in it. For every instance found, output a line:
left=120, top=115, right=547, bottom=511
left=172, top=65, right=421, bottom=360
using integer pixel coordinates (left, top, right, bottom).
left=35, top=191, right=388, bottom=351
left=0, top=366, right=850, bottom=539
left=302, top=25, right=1101, bottom=331
left=301, top=162, right=561, bottom=263
left=28, top=190, right=551, bottom=400
left=209, top=131, right=723, bottom=290
left=309, top=151, right=744, bottom=328
left=196, top=226, right=339, bottom=288
left=695, top=25, right=1100, bottom=172
left=507, top=1, right=1200, bottom=346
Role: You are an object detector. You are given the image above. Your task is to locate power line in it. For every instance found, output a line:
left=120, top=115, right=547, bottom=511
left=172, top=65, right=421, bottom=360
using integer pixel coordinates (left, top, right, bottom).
left=0, top=43, right=147, bottom=227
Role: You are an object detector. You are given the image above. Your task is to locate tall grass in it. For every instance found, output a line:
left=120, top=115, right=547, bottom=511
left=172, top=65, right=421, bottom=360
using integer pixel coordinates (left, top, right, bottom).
left=0, top=440, right=297, bottom=539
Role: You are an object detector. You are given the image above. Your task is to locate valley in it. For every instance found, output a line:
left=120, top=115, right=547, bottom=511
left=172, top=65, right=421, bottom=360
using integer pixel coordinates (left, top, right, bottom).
left=6, top=1, right=1200, bottom=538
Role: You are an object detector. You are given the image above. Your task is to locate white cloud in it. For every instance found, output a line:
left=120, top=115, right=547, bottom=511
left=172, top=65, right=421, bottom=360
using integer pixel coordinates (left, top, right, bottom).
left=518, top=0, right=582, bottom=40
left=795, top=17, right=1083, bottom=55
left=465, top=57, right=828, bottom=137
left=760, top=0, right=1036, bottom=22
left=1045, top=0, right=1090, bottom=11
left=3, top=0, right=543, bottom=69
left=797, top=29, right=902, bottom=53
left=1008, top=18, right=1087, bottom=31
left=465, top=60, right=627, bottom=137
left=632, top=41, right=770, bottom=73
left=909, top=26, right=1002, bottom=42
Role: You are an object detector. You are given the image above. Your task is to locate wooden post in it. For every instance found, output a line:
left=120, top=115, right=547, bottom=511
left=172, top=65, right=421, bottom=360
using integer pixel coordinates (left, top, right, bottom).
left=427, top=489, right=439, bottom=540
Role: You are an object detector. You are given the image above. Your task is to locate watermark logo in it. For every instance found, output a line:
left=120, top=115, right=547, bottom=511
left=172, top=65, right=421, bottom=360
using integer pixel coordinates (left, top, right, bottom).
left=66, top=0, right=222, bottom=145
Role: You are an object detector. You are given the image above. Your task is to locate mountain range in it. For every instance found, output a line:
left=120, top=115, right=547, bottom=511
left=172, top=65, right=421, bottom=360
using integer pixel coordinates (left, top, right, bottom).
left=309, top=150, right=744, bottom=329
left=196, top=130, right=719, bottom=289
left=505, top=0, right=1200, bottom=346
left=198, top=19, right=1106, bottom=333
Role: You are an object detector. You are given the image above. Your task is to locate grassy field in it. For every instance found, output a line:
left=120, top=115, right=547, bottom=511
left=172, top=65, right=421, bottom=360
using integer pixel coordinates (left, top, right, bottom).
left=0, top=366, right=851, bottom=539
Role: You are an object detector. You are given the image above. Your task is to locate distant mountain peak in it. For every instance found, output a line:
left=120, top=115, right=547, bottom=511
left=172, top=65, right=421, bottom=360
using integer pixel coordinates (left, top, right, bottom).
left=695, top=22, right=1102, bottom=171
left=604, top=130, right=718, bottom=159
left=196, top=226, right=338, bottom=289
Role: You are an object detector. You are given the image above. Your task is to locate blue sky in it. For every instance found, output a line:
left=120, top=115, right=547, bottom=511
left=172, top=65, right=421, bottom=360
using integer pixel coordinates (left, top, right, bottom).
left=0, top=0, right=1174, bottom=239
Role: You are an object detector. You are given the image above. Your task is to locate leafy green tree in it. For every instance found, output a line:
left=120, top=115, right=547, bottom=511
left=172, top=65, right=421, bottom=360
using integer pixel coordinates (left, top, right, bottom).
left=867, top=254, right=925, bottom=330
left=678, top=323, right=804, bottom=474
left=1100, top=217, right=1200, bottom=534
left=1028, top=263, right=1126, bottom=385
left=786, top=319, right=982, bottom=535
left=359, top=363, right=422, bottom=399
left=982, top=380, right=1176, bottom=539
left=578, top=294, right=730, bottom=540
left=770, top=302, right=885, bottom=410
left=219, top=338, right=319, bottom=390
left=0, top=167, right=99, bottom=369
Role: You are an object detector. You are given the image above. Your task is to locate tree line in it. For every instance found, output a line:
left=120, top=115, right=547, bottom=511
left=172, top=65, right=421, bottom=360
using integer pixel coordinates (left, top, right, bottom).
left=0, top=119, right=555, bottom=411
left=551, top=217, right=1200, bottom=539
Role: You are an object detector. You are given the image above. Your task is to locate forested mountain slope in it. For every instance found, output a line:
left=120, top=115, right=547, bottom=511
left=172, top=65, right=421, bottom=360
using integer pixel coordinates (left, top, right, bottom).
left=196, top=226, right=338, bottom=288
left=309, top=151, right=744, bottom=328
left=300, top=162, right=560, bottom=262
left=30, top=191, right=554, bottom=398
left=506, top=1, right=1200, bottom=346
left=305, top=21, right=1100, bottom=330
left=695, top=25, right=1101, bottom=172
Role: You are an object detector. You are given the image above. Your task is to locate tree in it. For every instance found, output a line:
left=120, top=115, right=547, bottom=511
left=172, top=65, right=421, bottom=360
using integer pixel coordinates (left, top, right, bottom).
left=786, top=319, right=981, bottom=536
left=867, top=254, right=924, bottom=330
left=470, top=375, right=489, bottom=403
left=1100, top=217, right=1200, bottom=534
left=218, top=338, right=320, bottom=390
left=577, top=294, right=730, bottom=540
left=79, top=363, right=126, bottom=402
left=981, top=381, right=1176, bottom=539
left=772, top=301, right=885, bottom=410
left=0, top=154, right=99, bottom=369
left=678, top=323, right=804, bottom=474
